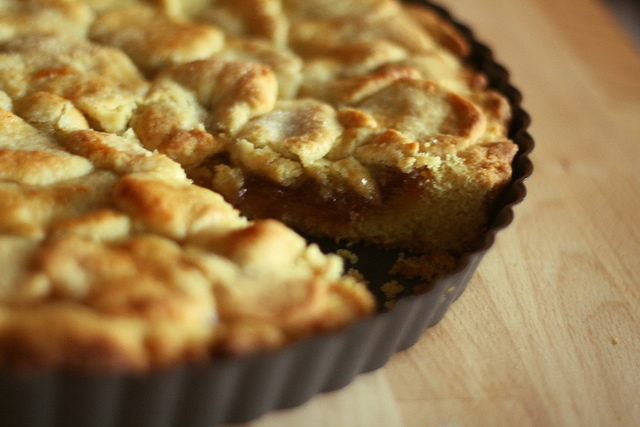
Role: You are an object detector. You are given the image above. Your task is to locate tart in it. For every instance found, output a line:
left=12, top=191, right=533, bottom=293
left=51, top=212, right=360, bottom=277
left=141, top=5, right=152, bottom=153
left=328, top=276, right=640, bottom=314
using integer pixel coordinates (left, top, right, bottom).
left=0, top=1, right=534, bottom=425
left=0, top=0, right=516, bottom=372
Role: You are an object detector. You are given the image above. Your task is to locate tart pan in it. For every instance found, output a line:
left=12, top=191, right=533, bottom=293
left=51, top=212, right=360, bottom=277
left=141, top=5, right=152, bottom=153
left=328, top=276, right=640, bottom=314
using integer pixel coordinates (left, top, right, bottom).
left=0, top=1, right=534, bottom=426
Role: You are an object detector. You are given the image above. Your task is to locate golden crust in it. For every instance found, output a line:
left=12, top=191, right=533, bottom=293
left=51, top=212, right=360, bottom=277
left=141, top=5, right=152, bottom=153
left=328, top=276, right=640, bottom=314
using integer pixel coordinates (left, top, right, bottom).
left=155, top=59, right=278, bottom=134
left=214, top=38, right=303, bottom=99
left=197, top=0, right=289, bottom=46
left=0, top=171, right=119, bottom=239
left=1, top=234, right=218, bottom=370
left=404, top=4, right=471, bottom=58
left=0, top=148, right=93, bottom=185
left=89, top=4, right=225, bottom=74
left=0, top=33, right=148, bottom=132
left=0, top=0, right=94, bottom=42
left=235, top=99, right=342, bottom=167
left=13, top=91, right=91, bottom=134
left=130, top=78, right=223, bottom=168
left=0, top=0, right=516, bottom=371
left=112, top=172, right=245, bottom=239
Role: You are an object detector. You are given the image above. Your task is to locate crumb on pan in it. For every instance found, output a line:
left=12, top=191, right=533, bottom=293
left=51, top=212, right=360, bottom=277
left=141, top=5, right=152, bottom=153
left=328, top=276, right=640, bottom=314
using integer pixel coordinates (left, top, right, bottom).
left=390, top=251, right=460, bottom=282
left=381, top=279, right=404, bottom=300
left=336, top=249, right=359, bottom=264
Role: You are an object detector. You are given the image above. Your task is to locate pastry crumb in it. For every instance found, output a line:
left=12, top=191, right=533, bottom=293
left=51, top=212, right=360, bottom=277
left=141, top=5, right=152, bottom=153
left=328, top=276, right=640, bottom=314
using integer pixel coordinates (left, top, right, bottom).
left=337, top=249, right=359, bottom=264
left=383, top=300, right=397, bottom=310
left=381, top=280, right=404, bottom=300
left=390, top=251, right=459, bottom=281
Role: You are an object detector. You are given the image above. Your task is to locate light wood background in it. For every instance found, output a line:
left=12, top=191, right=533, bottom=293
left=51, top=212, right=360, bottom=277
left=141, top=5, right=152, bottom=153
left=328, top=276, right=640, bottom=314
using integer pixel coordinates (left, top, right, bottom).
left=237, top=0, right=640, bottom=425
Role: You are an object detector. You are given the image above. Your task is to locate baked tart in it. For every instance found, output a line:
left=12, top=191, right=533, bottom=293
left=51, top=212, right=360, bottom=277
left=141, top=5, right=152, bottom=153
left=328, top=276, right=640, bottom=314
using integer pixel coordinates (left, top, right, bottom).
left=0, top=0, right=532, bottom=424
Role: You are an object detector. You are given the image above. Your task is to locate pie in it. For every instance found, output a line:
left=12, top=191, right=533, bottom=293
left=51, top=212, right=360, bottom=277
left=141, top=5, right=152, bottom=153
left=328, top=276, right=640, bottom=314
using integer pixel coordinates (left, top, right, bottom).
left=0, top=0, right=517, bottom=372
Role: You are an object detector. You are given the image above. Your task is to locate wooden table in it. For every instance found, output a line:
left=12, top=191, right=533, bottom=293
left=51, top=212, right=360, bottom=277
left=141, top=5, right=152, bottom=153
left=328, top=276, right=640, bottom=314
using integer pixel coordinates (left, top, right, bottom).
left=240, top=0, right=640, bottom=425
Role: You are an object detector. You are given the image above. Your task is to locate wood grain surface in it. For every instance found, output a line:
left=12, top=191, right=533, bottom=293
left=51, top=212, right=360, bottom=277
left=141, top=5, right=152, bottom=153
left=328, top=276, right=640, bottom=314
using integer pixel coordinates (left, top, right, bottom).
left=238, top=0, right=640, bottom=425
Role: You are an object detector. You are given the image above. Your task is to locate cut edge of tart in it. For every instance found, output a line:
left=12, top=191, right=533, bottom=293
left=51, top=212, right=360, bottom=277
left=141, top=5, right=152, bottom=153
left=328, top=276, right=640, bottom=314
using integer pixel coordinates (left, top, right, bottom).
left=0, top=0, right=517, bottom=372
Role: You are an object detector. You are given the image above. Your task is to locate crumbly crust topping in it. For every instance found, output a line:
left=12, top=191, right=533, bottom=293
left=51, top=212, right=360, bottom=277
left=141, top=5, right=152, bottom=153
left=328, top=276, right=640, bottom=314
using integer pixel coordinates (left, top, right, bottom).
left=0, top=0, right=516, bottom=370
